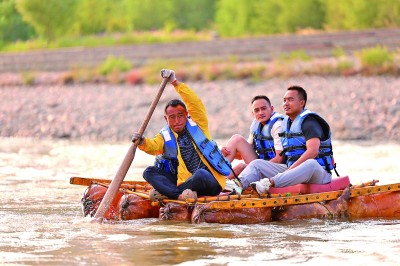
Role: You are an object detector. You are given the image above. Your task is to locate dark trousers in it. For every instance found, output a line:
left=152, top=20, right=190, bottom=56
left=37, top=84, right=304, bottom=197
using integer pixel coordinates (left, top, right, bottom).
left=143, top=166, right=222, bottom=199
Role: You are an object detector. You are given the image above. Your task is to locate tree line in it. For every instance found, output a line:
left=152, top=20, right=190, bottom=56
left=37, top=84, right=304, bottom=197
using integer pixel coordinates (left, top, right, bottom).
left=1, top=0, right=399, bottom=48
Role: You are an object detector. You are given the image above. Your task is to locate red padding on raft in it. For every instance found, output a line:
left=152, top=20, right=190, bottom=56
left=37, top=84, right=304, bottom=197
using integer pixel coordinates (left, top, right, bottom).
left=269, top=184, right=309, bottom=194
left=269, top=176, right=350, bottom=195
left=307, top=176, right=350, bottom=193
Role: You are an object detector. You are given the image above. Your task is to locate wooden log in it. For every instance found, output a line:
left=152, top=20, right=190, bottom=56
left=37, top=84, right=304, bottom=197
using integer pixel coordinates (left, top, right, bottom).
left=347, top=191, right=400, bottom=219
left=272, top=187, right=351, bottom=221
left=159, top=202, right=194, bottom=222
left=81, top=184, right=124, bottom=220
left=191, top=203, right=272, bottom=224
left=118, top=194, right=160, bottom=220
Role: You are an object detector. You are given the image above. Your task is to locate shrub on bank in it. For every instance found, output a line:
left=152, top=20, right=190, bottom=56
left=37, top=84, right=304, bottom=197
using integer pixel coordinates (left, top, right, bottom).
left=97, top=56, right=132, bottom=76
left=357, top=45, right=394, bottom=67
left=279, top=50, right=312, bottom=62
left=70, top=67, right=100, bottom=84
left=356, top=45, right=396, bottom=75
left=21, top=71, right=35, bottom=85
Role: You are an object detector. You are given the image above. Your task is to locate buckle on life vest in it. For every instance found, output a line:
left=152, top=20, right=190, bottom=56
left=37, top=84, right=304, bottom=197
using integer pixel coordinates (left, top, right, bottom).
left=217, top=157, right=225, bottom=169
left=209, top=145, right=218, bottom=159
left=200, top=139, right=209, bottom=149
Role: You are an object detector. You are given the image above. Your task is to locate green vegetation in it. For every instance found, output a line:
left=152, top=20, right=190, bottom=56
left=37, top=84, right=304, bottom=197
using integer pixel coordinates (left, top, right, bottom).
left=0, top=0, right=36, bottom=45
left=0, top=31, right=211, bottom=52
left=21, top=71, right=34, bottom=85
left=356, top=45, right=394, bottom=67
left=337, top=60, right=354, bottom=73
left=355, top=45, right=396, bottom=75
left=332, top=47, right=346, bottom=58
left=1, top=0, right=399, bottom=51
left=279, top=50, right=312, bottom=62
left=97, top=56, right=133, bottom=76
left=15, top=0, right=78, bottom=44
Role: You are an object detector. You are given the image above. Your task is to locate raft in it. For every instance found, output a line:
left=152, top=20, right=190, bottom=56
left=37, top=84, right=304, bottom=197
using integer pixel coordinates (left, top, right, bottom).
left=71, top=176, right=400, bottom=224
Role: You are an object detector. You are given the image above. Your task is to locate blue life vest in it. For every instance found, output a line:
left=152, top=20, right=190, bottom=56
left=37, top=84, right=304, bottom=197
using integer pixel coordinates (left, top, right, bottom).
left=250, top=112, right=284, bottom=160
left=155, top=117, right=232, bottom=176
left=279, top=109, right=334, bottom=172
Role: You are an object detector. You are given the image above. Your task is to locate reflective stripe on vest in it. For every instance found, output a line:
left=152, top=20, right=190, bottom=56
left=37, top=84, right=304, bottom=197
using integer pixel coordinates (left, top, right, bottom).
left=250, top=112, right=284, bottom=160
left=160, top=126, right=177, bottom=158
left=155, top=126, right=179, bottom=174
left=279, top=109, right=334, bottom=172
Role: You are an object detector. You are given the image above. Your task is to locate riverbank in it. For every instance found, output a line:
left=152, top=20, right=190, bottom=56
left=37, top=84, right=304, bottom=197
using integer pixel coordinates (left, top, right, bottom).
left=1, top=76, right=399, bottom=141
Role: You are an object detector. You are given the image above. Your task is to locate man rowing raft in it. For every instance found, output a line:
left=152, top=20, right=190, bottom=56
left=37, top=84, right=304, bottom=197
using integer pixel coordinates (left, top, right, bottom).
left=131, top=69, right=231, bottom=201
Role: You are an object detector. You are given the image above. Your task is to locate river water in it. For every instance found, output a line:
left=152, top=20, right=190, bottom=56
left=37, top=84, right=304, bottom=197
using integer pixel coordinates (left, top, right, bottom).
left=1, top=137, right=399, bottom=265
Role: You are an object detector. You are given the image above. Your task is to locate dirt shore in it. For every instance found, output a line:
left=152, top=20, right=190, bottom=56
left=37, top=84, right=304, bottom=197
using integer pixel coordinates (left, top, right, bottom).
left=1, top=75, right=399, bottom=142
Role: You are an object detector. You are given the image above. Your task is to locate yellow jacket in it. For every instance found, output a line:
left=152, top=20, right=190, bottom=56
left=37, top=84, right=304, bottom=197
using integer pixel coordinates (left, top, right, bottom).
left=138, top=82, right=226, bottom=189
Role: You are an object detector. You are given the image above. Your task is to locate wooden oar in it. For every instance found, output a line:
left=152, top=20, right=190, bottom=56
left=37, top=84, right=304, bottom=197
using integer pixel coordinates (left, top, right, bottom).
left=93, top=77, right=169, bottom=221
left=69, top=176, right=149, bottom=187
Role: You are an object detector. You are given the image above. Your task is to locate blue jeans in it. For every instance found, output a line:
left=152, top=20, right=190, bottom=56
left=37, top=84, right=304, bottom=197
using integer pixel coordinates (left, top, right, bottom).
left=143, top=166, right=222, bottom=199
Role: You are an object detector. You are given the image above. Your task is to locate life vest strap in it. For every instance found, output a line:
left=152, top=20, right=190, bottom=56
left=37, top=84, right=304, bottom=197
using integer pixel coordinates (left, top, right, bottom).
left=283, top=145, right=306, bottom=152
left=320, top=144, right=332, bottom=149
left=256, top=147, right=275, bottom=154
left=319, top=151, right=333, bottom=157
left=279, top=132, right=303, bottom=138
left=253, top=134, right=274, bottom=141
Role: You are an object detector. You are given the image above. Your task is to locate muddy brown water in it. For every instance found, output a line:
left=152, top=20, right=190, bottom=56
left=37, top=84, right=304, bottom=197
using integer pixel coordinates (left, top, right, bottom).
left=1, top=138, right=399, bottom=265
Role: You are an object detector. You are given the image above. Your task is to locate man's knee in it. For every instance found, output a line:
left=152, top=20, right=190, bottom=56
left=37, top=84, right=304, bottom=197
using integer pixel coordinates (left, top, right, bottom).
left=251, top=159, right=269, bottom=168
left=192, top=169, right=211, bottom=181
left=303, top=159, right=320, bottom=170
left=230, top=134, right=246, bottom=144
left=143, top=166, right=158, bottom=181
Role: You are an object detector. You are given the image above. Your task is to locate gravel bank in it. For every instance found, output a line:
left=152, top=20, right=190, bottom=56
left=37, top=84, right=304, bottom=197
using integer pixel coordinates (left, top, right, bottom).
left=1, top=76, right=399, bottom=142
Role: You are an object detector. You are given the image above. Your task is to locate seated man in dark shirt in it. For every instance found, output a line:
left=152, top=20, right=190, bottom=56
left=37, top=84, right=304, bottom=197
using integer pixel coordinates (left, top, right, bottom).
left=233, top=85, right=335, bottom=195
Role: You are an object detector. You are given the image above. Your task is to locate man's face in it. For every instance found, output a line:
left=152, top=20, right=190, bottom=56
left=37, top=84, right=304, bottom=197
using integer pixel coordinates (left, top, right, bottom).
left=283, top=90, right=304, bottom=119
left=252, top=98, right=274, bottom=125
left=164, top=105, right=188, bottom=133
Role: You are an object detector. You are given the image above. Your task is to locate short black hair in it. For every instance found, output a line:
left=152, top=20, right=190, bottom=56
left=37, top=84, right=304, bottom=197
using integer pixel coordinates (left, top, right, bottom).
left=164, top=99, right=187, bottom=113
left=251, top=95, right=271, bottom=106
left=287, top=86, right=307, bottom=107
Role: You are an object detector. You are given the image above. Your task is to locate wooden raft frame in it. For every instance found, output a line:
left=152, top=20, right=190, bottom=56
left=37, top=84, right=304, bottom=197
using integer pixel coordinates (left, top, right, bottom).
left=207, top=183, right=400, bottom=210
left=70, top=176, right=400, bottom=210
